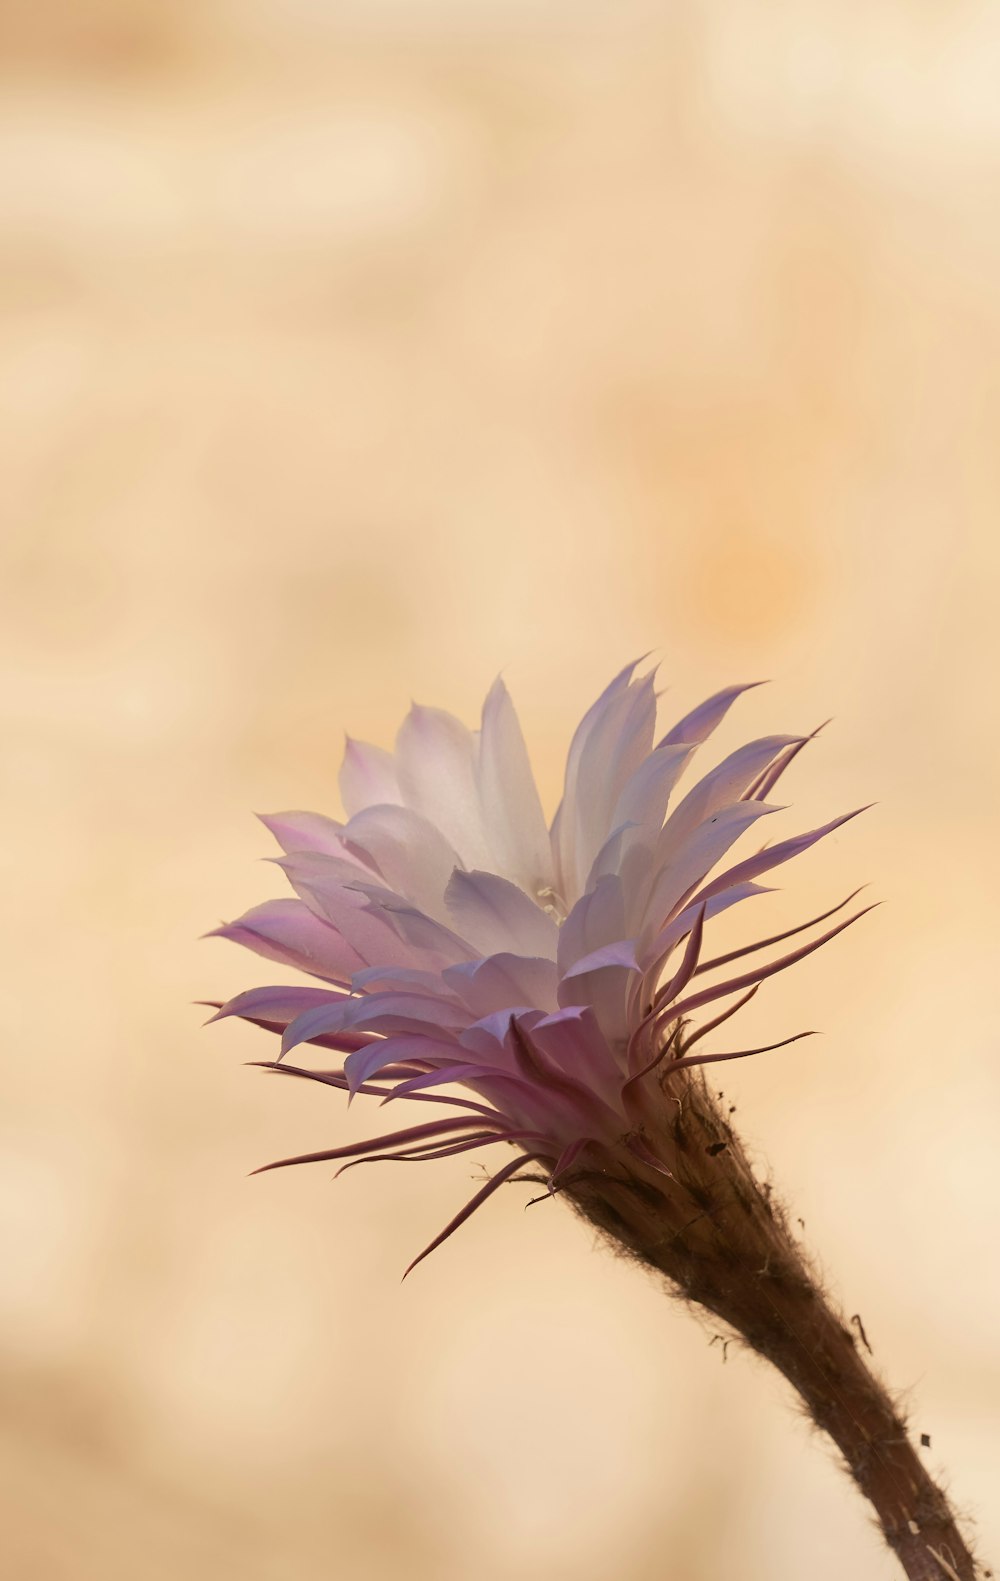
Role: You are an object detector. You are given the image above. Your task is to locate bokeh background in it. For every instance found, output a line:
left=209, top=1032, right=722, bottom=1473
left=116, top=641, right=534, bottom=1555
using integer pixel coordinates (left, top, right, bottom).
left=2, top=3, right=998, bottom=1578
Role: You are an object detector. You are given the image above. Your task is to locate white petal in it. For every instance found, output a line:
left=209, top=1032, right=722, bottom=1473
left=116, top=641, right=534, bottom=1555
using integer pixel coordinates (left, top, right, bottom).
left=339, top=738, right=402, bottom=818
left=661, top=736, right=800, bottom=854
left=444, top=869, right=559, bottom=959
left=581, top=744, right=695, bottom=920
left=551, top=661, right=640, bottom=895
left=557, top=874, right=627, bottom=974
left=343, top=804, right=463, bottom=923
left=395, top=704, right=492, bottom=869
left=554, top=664, right=657, bottom=902
left=561, top=939, right=640, bottom=979
left=477, top=677, right=553, bottom=893
left=556, top=874, right=632, bottom=1045
left=611, top=742, right=694, bottom=836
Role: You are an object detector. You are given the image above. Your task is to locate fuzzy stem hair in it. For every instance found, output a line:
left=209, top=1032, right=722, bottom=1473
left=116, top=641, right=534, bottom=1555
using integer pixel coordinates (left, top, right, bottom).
left=561, top=1070, right=981, bottom=1581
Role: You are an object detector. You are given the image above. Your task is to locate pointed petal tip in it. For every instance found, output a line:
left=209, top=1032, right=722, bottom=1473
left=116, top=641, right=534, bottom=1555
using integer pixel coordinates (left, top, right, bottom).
left=399, top=1150, right=545, bottom=1279
left=830, top=803, right=877, bottom=831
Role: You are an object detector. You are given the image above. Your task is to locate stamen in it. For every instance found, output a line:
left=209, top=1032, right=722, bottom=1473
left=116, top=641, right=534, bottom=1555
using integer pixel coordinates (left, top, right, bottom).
left=536, top=884, right=568, bottom=922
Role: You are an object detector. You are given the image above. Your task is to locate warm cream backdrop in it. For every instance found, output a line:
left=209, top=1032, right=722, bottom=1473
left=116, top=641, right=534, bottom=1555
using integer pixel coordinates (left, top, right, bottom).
left=2, top=5, right=998, bottom=1579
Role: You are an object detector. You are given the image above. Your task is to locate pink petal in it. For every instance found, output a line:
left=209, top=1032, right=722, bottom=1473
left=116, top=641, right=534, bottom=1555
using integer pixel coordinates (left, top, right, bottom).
left=692, top=807, right=873, bottom=911
left=334, top=1132, right=530, bottom=1177
left=742, top=725, right=825, bottom=802
left=457, top=1009, right=533, bottom=1062
left=639, top=881, right=773, bottom=973
left=402, top=1151, right=548, bottom=1278
left=276, top=860, right=454, bottom=967
left=257, top=1059, right=501, bottom=1117
left=258, top=810, right=352, bottom=857
left=209, top=899, right=366, bottom=985
left=208, top=1008, right=370, bottom=1055
left=549, top=1136, right=590, bottom=1185
left=643, top=801, right=780, bottom=934
left=347, top=882, right=478, bottom=969
left=378, top=1062, right=541, bottom=1108
left=210, top=984, right=347, bottom=1027
left=660, top=681, right=765, bottom=747
left=529, top=1005, right=624, bottom=1110
left=343, top=1032, right=469, bottom=1090
left=508, top=1015, right=611, bottom=1121
left=669, top=1029, right=818, bottom=1076
left=692, top=887, right=866, bottom=977
left=661, top=736, right=802, bottom=854
left=656, top=900, right=707, bottom=1007
left=625, top=1134, right=674, bottom=1177
left=252, top=1115, right=498, bottom=1175
left=441, top=953, right=560, bottom=1018
left=666, top=904, right=877, bottom=1024
left=350, top=964, right=464, bottom=998
left=339, top=738, right=402, bottom=818
left=282, top=989, right=470, bottom=1061
left=675, top=985, right=760, bottom=1051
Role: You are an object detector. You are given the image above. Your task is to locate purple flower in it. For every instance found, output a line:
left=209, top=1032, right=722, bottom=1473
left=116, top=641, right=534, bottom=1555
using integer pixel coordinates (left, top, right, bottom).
left=210, top=661, right=869, bottom=1275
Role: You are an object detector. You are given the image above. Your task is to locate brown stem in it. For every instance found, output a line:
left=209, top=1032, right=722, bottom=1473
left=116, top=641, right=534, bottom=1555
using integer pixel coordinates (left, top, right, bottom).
left=561, top=1072, right=981, bottom=1581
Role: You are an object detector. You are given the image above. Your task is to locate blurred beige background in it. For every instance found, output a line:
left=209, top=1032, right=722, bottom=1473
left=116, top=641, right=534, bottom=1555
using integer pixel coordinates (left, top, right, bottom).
left=1, top=3, right=998, bottom=1579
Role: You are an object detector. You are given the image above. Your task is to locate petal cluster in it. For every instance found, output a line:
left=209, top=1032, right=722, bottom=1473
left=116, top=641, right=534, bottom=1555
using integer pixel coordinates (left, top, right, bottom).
left=210, top=662, right=868, bottom=1272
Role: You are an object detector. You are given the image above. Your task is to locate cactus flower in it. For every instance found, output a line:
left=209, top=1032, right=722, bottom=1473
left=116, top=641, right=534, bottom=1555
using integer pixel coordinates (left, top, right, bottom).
left=208, top=662, right=978, bottom=1581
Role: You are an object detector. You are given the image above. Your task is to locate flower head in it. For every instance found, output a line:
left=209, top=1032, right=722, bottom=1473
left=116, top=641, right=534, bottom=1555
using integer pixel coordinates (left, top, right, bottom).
left=210, top=662, right=869, bottom=1274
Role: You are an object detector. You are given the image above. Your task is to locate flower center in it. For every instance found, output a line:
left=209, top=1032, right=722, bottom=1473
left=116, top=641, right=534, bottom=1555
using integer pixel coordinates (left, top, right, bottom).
left=536, top=884, right=568, bottom=923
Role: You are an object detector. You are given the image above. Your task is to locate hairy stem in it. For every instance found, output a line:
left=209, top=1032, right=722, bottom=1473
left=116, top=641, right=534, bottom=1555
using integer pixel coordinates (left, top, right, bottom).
left=561, top=1072, right=981, bottom=1581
